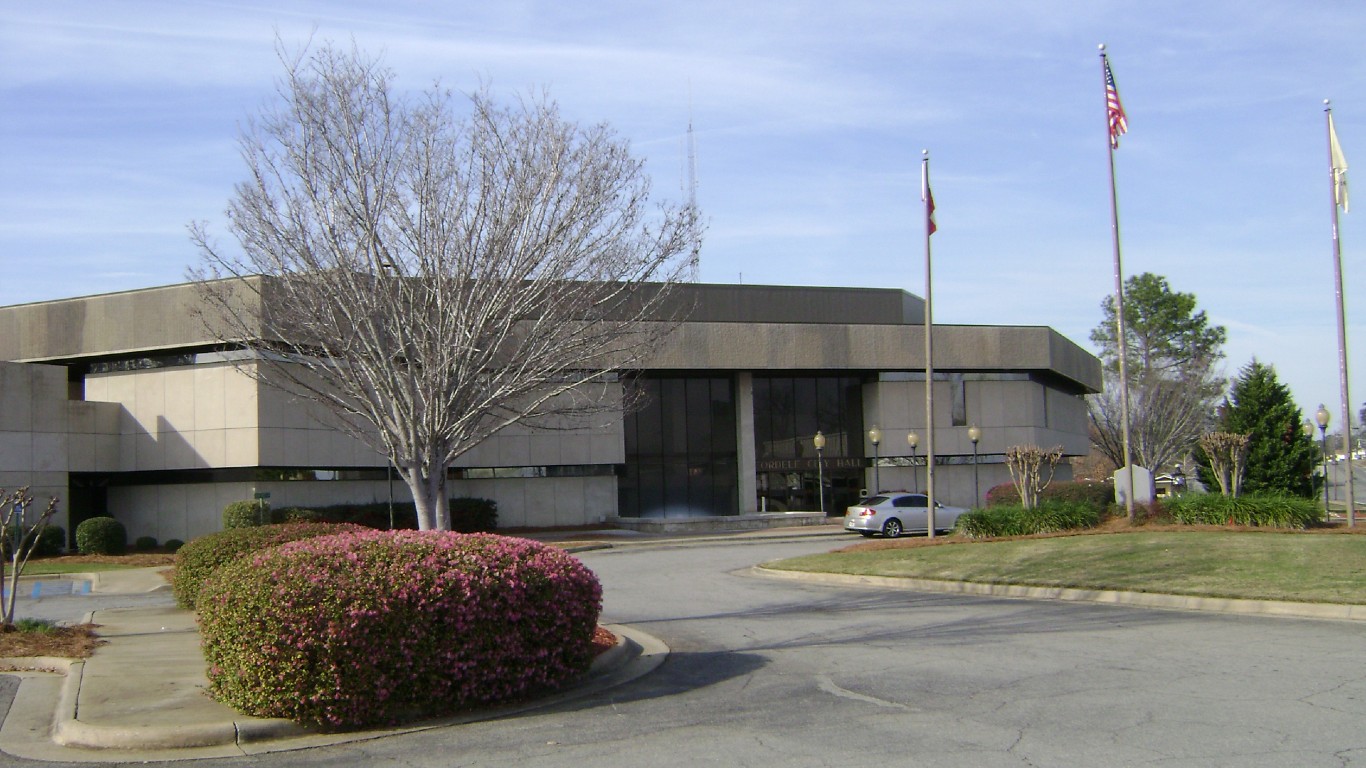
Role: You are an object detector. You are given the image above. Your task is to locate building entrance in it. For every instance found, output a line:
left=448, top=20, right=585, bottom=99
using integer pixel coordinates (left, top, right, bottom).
left=757, top=467, right=862, bottom=516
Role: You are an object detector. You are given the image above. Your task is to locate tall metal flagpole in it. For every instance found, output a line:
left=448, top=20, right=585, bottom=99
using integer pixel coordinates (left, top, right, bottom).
left=922, top=150, right=938, bottom=538
left=1101, top=44, right=1136, bottom=520
left=1325, top=101, right=1357, bottom=526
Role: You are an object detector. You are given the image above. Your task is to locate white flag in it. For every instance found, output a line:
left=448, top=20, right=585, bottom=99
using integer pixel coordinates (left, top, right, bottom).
left=1330, top=113, right=1349, bottom=212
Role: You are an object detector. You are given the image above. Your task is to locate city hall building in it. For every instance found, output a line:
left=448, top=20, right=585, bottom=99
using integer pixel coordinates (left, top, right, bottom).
left=0, top=281, right=1101, bottom=543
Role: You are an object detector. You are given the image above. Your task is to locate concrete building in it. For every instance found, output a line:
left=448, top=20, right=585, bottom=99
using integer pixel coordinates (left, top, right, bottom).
left=0, top=281, right=1101, bottom=542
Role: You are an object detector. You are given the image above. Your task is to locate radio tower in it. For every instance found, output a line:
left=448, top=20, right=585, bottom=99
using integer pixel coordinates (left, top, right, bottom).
left=686, top=104, right=700, bottom=282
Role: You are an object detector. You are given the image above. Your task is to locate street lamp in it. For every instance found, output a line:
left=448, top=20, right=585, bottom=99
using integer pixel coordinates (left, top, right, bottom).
left=813, top=431, right=827, bottom=516
left=907, top=431, right=920, bottom=494
left=1316, top=405, right=1331, bottom=513
left=868, top=426, right=882, bottom=494
left=968, top=424, right=982, bottom=506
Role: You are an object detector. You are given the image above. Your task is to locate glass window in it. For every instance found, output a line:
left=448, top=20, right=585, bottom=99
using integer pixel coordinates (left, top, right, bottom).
left=621, top=375, right=736, bottom=518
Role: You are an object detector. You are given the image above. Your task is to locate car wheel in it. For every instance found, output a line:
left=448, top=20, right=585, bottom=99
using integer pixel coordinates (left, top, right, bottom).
left=882, top=519, right=903, bottom=538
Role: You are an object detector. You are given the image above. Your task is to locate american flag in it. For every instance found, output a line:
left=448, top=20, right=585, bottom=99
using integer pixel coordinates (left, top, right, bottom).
left=922, top=163, right=937, bottom=235
left=1104, top=56, right=1128, bottom=149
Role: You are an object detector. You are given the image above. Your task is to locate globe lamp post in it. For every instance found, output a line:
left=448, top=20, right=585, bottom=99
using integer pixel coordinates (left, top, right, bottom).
left=907, top=431, right=920, bottom=494
left=868, top=426, right=882, bottom=495
left=813, top=430, right=827, bottom=516
left=968, top=424, right=982, bottom=506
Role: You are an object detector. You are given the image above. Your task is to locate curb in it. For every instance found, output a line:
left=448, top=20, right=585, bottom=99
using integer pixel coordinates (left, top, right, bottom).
left=750, top=566, right=1366, bottom=622
left=555, top=528, right=849, bottom=553
left=37, top=623, right=665, bottom=755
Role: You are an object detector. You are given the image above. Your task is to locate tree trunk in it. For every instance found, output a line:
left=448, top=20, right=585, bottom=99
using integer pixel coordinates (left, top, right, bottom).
left=401, top=465, right=449, bottom=531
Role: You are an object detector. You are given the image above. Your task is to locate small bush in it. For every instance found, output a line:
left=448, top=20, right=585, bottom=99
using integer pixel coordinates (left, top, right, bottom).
left=13, top=617, right=57, bottom=634
left=273, top=506, right=324, bottom=524
left=985, top=480, right=1114, bottom=509
left=171, top=522, right=369, bottom=609
left=36, top=526, right=66, bottom=556
left=3, top=525, right=65, bottom=558
left=957, top=501, right=1101, bottom=539
left=134, top=535, right=159, bottom=551
left=451, top=497, right=498, bottom=533
left=1165, top=493, right=1321, bottom=529
left=223, top=500, right=269, bottom=529
left=75, top=517, right=127, bottom=555
left=198, top=530, right=602, bottom=728
left=164, top=538, right=185, bottom=553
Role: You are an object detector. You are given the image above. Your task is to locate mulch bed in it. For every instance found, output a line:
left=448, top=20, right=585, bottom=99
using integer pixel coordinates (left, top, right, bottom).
left=0, top=623, right=104, bottom=662
left=590, top=626, right=617, bottom=657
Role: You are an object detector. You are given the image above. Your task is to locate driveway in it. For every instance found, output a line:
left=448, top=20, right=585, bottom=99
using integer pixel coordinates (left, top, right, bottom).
left=5, top=536, right=1366, bottom=766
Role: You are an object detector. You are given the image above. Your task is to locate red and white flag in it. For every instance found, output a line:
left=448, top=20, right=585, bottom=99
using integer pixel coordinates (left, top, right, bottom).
left=1104, top=57, right=1128, bottom=149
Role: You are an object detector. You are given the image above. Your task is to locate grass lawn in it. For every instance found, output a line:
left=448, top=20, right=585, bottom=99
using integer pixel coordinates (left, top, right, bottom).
left=766, top=529, right=1366, bottom=604
left=9, top=553, right=175, bottom=576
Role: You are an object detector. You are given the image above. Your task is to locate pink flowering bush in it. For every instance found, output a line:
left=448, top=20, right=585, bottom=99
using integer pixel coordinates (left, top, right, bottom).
left=196, top=530, right=603, bottom=729
left=171, top=522, right=369, bottom=609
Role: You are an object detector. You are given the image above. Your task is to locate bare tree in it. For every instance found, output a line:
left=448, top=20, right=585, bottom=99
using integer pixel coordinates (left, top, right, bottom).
left=1004, top=445, right=1065, bottom=510
left=2, top=488, right=59, bottom=628
left=191, top=42, right=698, bottom=531
left=1199, top=432, right=1250, bottom=497
left=1089, top=368, right=1218, bottom=472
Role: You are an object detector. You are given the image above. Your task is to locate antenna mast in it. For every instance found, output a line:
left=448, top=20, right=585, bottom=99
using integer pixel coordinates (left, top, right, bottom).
left=686, top=96, right=700, bottom=282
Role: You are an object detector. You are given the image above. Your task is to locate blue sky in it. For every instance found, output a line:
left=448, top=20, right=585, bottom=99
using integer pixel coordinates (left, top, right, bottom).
left=2, top=1, right=1363, bottom=430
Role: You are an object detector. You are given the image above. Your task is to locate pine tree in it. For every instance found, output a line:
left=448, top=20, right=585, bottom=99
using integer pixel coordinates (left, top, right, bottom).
left=1197, top=360, right=1320, bottom=498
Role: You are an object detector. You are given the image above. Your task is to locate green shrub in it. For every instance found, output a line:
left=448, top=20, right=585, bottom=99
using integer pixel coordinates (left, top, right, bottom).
left=274, top=502, right=418, bottom=529
left=133, top=535, right=158, bottom=551
left=1164, top=493, right=1321, bottom=529
left=985, top=480, right=1113, bottom=509
left=13, top=617, right=57, bottom=634
left=450, top=497, right=498, bottom=533
left=223, top=500, right=269, bottom=529
left=35, top=525, right=66, bottom=556
left=3, top=525, right=65, bottom=558
left=198, top=530, right=602, bottom=728
left=164, top=538, right=185, bottom=553
left=171, top=522, right=369, bottom=609
left=273, top=506, right=324, bottom=524
left=75, top=517, right=127, bottom=555
left=957, top=501, right=1101, bottom=539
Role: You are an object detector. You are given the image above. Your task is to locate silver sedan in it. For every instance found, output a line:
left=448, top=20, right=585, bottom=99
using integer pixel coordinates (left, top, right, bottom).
left=843, top=492, right=968, bottom=538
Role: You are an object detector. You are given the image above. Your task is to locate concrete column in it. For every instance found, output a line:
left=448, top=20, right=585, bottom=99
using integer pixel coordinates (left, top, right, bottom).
left=736, top=372, right=757, bottom=514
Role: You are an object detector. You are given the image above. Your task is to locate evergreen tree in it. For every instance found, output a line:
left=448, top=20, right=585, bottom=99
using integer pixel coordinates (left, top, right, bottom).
left=1088, top=273, right=1226, bottom=473
left=1196, top=360, right=1319, bottom=498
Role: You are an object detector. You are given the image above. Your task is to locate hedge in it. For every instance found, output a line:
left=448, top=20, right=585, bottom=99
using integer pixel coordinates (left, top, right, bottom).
left=450, top=497, right=498, bottom=533
left=171, top=522, right=369, bottom=609
left=985, top=480, right=1114, bottom=509
left=197, top=530, right=602, bottom=728
left=1164, top=493, right=1322, bottom=529
left=264, top=499, right=498, bottom=532
left=956, top=501, right=1101, bottom=539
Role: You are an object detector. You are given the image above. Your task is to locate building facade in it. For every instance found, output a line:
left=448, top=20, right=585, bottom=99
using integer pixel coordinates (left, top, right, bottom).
left=0, top=281, right=1101, bottom=542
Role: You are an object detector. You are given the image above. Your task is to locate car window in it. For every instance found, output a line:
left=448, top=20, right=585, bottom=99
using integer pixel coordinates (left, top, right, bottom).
left=864, top=496, right=891, bottom=506
left=893, top=495, right=928, bottom=508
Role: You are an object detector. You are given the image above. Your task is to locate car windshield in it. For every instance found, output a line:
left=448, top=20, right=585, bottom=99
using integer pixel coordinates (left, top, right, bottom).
left=862, top=496, right=892, bottom=506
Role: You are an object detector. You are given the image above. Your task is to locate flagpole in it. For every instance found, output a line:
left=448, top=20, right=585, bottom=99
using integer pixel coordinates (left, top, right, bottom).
left=1325, top=101, right=1357, bottom=526
left=922, top=150, right=937, bottom=538
left=1101, top=44, right=1136, bottom=521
